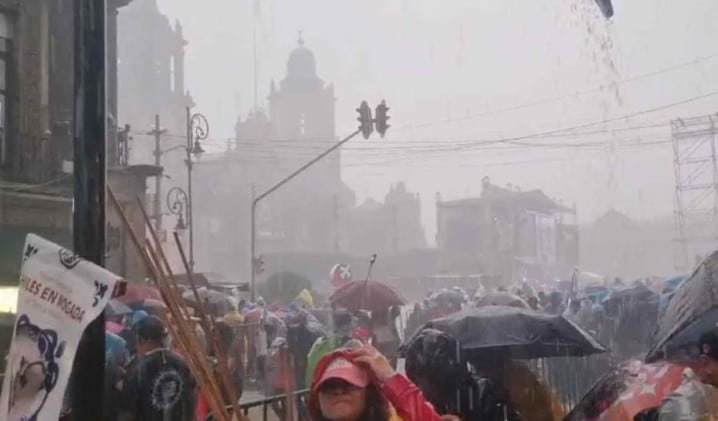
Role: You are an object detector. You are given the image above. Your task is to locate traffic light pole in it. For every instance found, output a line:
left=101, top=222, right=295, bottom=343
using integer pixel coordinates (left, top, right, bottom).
left=250, top=129, right=361, bottom=299
left=72, top=0, right=106, bottom=418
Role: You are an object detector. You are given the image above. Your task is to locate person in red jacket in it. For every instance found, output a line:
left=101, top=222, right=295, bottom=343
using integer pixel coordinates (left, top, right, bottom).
left=308, top=345, right=445, bottom=421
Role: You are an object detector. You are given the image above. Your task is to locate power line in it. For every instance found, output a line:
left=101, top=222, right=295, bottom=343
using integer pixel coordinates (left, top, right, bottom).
left=220, top=88, right=713, bottom=158
left=394, top=51, right=718, bottom=131
left=134, top=119, right=669, bottom=150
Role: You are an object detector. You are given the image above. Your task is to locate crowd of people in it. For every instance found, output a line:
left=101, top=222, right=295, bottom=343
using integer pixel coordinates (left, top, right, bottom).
left=99, top=287, right=414, bottom=421
left=94, top=269, right=718, bottom=421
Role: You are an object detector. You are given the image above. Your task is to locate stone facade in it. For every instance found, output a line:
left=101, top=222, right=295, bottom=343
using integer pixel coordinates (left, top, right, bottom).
left=117, top=0, right=193, bottom=168
left=436, top=178, right=578, bottom=282
left=344, top=182, right=426, bottom=256
left=0, top=0, right=142, bottom=284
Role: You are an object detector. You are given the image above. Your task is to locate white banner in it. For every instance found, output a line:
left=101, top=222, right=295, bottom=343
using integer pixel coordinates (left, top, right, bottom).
left=0, top=234, right=120, bottom=421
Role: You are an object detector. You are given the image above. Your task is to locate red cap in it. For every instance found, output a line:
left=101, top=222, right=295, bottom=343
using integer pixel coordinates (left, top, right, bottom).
left=316, top=356, right=370, bottom=389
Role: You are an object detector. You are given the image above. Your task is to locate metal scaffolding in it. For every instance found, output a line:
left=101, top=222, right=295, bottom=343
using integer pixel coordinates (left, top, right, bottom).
left=672, top=113, right=718, bottom=270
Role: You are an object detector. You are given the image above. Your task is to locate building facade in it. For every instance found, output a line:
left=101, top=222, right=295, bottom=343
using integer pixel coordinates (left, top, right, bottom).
left=0, top=0, right=159, bottom=284
left=192, top=38, right=426, bottom=281
left=436, top=178, right=578, bottom=283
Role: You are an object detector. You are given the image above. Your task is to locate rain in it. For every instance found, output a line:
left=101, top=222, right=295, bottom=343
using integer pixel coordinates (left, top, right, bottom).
left=1, top=0, right=718, bottom=420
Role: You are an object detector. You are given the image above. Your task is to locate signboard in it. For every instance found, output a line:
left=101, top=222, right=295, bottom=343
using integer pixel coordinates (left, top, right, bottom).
left=330, top=263, right=352, bottom=288
left=0, top=234, right=119, bottom=421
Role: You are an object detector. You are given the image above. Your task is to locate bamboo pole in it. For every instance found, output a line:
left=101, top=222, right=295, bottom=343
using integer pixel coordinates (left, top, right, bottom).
left=135, top=196, right=245, bottom=421
left=282, top=346, right=296, bottom=421
left=170, top=233, right=244, bottom=421
left=144, top=240, right=230, bottom=421
left=107, top=188, right=231, bottom=421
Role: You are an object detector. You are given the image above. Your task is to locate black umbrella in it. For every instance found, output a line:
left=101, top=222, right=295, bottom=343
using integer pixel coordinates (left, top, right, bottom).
left=647, top=250, right=718, bottom=362
left=475, top=292, right=529, bottom=309
left=416, top=305, right=607, bottom=359
left=602, top=283, right=658, bottom=316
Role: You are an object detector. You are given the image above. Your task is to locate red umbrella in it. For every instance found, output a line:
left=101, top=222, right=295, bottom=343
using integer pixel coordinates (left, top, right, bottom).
left=105, top=321, right=123, bottom=334
left=330, top=280, right=404, bottom=312
left=117, top=283, right=161, bottom=304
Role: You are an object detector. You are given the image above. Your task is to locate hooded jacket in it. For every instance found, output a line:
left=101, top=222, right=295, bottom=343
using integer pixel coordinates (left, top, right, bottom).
left=308, top=348, right=443, bottom=421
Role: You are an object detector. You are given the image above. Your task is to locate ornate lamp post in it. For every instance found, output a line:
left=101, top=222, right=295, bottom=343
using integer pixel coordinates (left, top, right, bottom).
left=185, top=107, right=209, bottom=272
left=167, top=186, right=189, bottom=231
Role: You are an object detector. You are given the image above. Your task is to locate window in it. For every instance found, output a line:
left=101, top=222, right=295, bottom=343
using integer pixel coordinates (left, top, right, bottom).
left=0, top=12, right=12, bottom=165
left=170, top=55, right=175, bottom=93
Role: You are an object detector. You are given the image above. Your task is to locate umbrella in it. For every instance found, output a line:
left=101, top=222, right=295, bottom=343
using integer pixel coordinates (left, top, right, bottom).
left=602, top=283, right=658, bottom=315
left=565, top=360, right=686, bottom=421
left=329, top=280, right=404, bottom=312
left=414, top=305, right=606, bottom=359
left=647, top=250, right=718, bottom=362
left=117, top=283, right=161, bottom=304
left=105, top=321, right=123, bottom=334
left=474, top=292, right=529, bottom=309
left=105, top=299, right=132, bottom=317
left=664, top=275, right=686, bottom=292
left=128, top=298, right=166, bottom=314
left=182, top=287, right=237, bottom=315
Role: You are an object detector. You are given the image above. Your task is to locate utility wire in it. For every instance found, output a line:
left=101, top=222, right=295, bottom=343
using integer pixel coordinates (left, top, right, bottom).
left=394, top=51, right=718, bottom=131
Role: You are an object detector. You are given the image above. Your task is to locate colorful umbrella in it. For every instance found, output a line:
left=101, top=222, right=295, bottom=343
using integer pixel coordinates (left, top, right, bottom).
left=117, top=283, right=161, bottom=304
left=329, top=280, right=404, bottom=312
left=565, top=360, right=686, bottom=421
left=105, top=298, right=132, bottom=317
left=128, top=298, right=166, bottom=314
left=105, top=321, right=123, bottom=334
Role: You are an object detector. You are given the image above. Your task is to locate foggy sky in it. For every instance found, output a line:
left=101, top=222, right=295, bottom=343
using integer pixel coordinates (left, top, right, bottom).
left=157, top=0, right=718, bottom=244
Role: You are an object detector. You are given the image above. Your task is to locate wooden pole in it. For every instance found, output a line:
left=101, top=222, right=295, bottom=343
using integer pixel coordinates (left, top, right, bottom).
left=107, top=188, right=231, bottom=421
left=173, top=232, right=245, bottom=421
left=135, top=196, right=245, bottom=421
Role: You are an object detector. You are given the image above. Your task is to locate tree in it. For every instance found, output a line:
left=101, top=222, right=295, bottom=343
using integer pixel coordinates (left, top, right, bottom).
left=259, top=271, right=312, bottom=304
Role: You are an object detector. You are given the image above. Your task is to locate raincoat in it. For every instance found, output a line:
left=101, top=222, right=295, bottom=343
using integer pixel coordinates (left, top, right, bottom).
left=308, top=349, right=443, bottom=421
left=658, top=368, right=718, bottom=420
left=296, top=288, right=315, bottom=309
left=500, top=361, right=565, bottom=421
left=305, top=335, right=344, bottom=389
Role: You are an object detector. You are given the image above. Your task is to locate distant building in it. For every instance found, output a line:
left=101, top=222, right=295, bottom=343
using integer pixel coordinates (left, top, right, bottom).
left=436, top=177, right=578, bottom=282
left=117, top=0, right=193, bottom=155
left=192, top=37, right=425, bottom=280
left=579, top=210, right=675, bottom=278
left=345, top=182, right=426, bottom=256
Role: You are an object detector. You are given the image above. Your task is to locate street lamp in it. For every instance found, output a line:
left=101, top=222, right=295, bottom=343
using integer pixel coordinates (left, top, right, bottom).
left=167, top=187, right=189, bottom=231
left=249, top=100, right=390, bottom=299
left=185, top=107, right=209, bottom=272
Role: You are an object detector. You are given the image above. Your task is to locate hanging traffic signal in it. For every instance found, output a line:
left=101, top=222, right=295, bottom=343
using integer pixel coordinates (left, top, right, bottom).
left=357, top=101, right=373, bottom=139
left=375, top=100, right=390, bottom=138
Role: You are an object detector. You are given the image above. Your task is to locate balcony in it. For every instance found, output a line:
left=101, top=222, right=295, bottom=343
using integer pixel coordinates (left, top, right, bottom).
left=1, top=134, right=64, bottom=187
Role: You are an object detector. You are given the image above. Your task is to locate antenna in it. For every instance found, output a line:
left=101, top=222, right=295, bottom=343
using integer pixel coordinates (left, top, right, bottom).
left=363, top=254, right=378, bottom=310
left=253, top=25, right=258, bottom=112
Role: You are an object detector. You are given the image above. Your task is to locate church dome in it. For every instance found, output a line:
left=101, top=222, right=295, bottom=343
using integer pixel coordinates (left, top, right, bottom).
left=286, top=35, right=318, bottom=81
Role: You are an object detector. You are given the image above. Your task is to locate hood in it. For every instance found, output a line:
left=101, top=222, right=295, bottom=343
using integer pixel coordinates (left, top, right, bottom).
left=308, top=348, right=383, bottom=420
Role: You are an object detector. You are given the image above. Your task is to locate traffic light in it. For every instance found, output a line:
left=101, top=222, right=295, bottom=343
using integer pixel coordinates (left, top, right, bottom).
left=357, top=100, right=373, bottom=139
left=375, top=100, right=390, bottom=138
left=253, top=255, right=265, bottom=274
